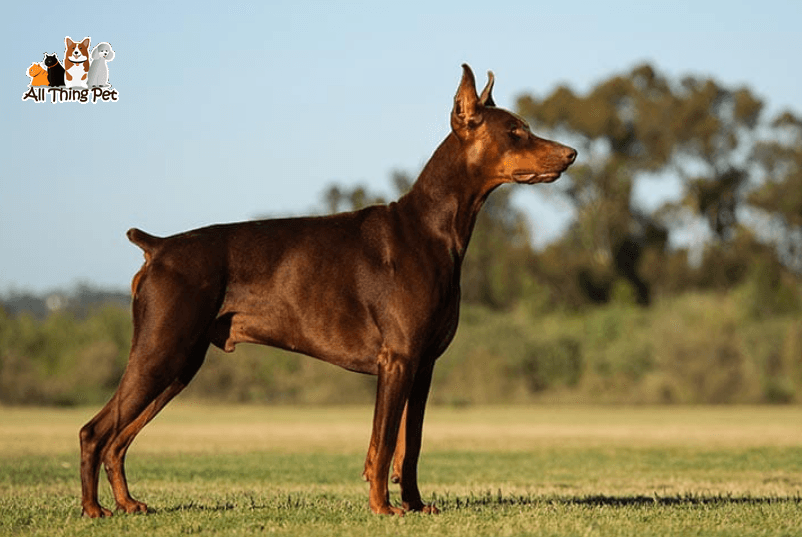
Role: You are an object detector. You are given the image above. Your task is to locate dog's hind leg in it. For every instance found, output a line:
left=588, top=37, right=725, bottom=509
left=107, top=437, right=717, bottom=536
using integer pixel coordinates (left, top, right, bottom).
left=80, top=400, right=119, bottom=517
left=80, top=264, right=218, bottom=517
left=102, top=380, right=183, bottom=514
left=79, top=358, right=181, bottom=517
left=103, top=338, right=208, bottom=514
left=80, top=340, right=205, bottom=517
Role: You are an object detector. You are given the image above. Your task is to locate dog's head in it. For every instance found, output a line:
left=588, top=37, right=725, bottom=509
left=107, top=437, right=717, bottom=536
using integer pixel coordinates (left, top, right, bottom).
left=450, top=64, right=576, bottom=186
left=65, top=37, right=90, bottom=63
left=91, top=42, right=114, bottom=62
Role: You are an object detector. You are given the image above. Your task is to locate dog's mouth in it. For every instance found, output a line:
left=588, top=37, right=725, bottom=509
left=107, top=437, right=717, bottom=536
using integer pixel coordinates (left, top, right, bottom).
left=513, top=171, right=562, bottom=184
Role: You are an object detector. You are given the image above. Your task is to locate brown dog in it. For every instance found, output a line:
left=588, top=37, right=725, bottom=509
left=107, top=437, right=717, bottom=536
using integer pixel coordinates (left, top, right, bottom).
left=79, top=64, right=576, bottom=518
left=64, top=37, right=90, bottom=88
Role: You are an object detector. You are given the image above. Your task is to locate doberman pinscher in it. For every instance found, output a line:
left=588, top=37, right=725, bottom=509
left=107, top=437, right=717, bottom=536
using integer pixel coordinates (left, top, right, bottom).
left=79, top=64, right=577, bottom=518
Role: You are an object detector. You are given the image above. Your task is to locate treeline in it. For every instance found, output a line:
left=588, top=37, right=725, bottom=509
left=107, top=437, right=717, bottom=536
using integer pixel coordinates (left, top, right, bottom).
left=0, top=303, right=131, bottom=405
left=1, top=287, right=800, bottom=405
left=1, top=285, right=129, bottom=319
left=1, top=63, right=801, bottom=405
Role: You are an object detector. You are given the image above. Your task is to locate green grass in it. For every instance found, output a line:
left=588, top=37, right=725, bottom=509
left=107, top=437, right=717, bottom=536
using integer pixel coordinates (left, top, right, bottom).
left=2, top=404, right=802, bottom=536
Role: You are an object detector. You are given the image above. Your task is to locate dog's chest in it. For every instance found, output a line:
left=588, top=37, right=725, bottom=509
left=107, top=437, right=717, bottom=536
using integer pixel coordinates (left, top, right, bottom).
left=66, top=62, right=87, bottom=85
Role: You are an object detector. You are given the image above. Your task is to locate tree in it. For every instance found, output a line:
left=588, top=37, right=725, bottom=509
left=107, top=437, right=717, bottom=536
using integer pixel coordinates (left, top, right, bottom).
left=517, top=64, right=675, bottom=305
left=665, top=75, right=763, bottom=243
left=748, top=112, right=802, bottom=274
left=517, top=63, right=775, bottom=306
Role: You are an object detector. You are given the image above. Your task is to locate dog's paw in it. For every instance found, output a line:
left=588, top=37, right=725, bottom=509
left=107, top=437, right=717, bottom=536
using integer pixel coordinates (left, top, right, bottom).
left=116, top=499, right=149, bottom=514
left=82, top=504, right=113, bottom=518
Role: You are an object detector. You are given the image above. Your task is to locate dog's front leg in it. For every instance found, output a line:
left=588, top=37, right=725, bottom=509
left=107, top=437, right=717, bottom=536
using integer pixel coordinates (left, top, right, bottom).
left=396, top=360, right=438, bottom=513
left=364, top=347, right=415, bottom=515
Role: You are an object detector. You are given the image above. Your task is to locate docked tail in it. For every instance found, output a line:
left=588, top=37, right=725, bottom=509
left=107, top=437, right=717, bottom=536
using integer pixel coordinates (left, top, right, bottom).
left=127, top=228, right=162, bottom=253
left=127, top=228, right=163, bottom=296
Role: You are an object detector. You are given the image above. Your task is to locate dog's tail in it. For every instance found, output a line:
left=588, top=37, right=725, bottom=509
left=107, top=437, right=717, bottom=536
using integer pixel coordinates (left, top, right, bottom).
left=127, top=228, right=163, bottom=297
left=127, top=228, right=162, bottom=255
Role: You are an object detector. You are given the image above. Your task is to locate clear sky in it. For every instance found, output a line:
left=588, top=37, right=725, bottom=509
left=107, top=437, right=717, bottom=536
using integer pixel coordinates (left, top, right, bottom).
left=2, top=0, right=800, bottom=293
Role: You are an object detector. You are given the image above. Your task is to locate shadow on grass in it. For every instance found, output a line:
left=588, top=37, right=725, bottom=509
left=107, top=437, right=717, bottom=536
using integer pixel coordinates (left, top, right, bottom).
left=160, top=501, right=237, bottom=513
left=156, top=491, right=802, bottom=515
left=159, top=494, right=341, bottom=514
left=433, top=491, right=802, bottom=510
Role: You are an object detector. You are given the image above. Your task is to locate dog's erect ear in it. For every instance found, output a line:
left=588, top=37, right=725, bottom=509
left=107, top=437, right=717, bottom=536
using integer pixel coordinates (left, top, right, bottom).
left=81, top=37, right=90, bottom=49
left=479, top=71, right=495, bottom=107
left=65, top=37, right=74, bottom=49
left=451, top=64, right=483, bottom=135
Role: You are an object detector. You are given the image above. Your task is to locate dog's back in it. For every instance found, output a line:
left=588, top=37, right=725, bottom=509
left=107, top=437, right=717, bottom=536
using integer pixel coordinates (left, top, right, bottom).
left=128, top=205, right=424, bottom=373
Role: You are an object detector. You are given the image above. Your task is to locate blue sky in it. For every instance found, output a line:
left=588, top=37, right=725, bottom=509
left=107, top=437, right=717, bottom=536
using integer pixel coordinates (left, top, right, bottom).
left=2, top=0, right=800, bottom=293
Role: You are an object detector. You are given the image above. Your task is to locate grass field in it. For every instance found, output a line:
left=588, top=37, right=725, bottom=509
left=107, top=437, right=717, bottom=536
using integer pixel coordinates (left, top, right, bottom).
left=1, top=404, right=801, bottom=536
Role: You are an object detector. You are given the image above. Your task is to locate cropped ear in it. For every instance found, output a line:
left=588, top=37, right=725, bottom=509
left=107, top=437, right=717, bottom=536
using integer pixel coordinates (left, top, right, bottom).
left=451, top=64, right=483, bottom=135
left=479, top=71, right=495, bottom=107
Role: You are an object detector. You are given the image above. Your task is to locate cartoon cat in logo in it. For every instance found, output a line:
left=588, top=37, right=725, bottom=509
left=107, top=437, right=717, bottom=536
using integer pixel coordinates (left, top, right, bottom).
left=43, top=53, right=65, bottom=87
left=27, top=62, right=49, bottom=86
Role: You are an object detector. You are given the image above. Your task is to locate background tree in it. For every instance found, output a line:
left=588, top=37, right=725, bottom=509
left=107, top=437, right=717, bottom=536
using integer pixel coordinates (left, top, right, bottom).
left=748, top=112, right=802, bottom=275
left=517, top=64, right=777, bottom=307
left=668, top=76, right=763, bottom=241
left=517, top=65, right=676, bottom=306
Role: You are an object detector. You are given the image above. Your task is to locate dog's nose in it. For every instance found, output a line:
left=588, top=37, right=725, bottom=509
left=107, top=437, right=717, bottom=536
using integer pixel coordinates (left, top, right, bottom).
left=565, top=148, right=578, bottom=164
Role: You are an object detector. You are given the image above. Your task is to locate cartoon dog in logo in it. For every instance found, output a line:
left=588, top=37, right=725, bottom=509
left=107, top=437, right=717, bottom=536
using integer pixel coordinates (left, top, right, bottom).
left=64, top=36, right=90, bottom=88
left=27, top=62, right=49, bottom=86
left=88, top=42, right=114, bottom=88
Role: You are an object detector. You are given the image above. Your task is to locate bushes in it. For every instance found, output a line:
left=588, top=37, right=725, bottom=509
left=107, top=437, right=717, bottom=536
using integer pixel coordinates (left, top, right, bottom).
left=1, top=283, right=801, bottom=406
left=519, top=337, right=583, bottom=393
left=0, top=306, right=129, bottom=405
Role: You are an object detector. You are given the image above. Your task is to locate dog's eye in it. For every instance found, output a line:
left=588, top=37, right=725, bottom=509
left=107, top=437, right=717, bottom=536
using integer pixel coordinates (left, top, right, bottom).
left=509, top=127, right=527, bottom=141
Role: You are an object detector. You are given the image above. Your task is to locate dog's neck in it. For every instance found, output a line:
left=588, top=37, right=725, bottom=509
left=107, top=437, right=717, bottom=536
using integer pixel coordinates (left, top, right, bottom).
left=397, top=133, right=501, bottom=262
